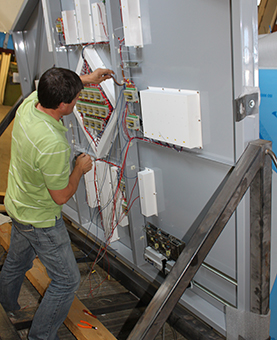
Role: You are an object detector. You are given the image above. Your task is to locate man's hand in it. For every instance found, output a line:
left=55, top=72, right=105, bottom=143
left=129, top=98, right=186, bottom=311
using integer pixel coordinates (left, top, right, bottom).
left=80, top=68, right=114, bottom=85
left=75, top=153, right=92, bottom=174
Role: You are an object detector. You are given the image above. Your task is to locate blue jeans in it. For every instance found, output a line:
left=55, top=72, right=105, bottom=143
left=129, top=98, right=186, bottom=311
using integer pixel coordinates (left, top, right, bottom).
left=0, top=216, right=80, bottom=340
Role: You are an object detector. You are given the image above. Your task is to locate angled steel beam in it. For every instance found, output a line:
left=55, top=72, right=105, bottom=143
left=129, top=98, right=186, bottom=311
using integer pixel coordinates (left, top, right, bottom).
left=250, top=142, right=272, bottom=315
left=127, top=139, right=271, bottom=340
left=0, top=96, right=23, bottom=137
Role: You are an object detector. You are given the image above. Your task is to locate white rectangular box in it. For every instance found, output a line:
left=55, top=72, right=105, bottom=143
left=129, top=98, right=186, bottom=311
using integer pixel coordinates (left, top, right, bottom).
left=121, top=0, right=143, bottom=47
left=138, top=168, right=158, bottom=217
left=75, top=0, right=94, bottom=43
left=84, top=160, right=97, bottom=208
left=140, top=87, right=203, bottom=149
left=62, top=10, right=79, bottom=45
left=91, top=2, right=109, bottom=42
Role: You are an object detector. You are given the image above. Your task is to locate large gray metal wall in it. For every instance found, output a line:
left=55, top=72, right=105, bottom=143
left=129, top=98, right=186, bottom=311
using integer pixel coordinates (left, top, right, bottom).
left=11, top=0, right=260, bottom=335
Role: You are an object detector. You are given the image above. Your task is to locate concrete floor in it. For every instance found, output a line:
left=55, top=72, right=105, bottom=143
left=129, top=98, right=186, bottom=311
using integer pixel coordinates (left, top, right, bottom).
left=0, top=104, right=13, bottom=193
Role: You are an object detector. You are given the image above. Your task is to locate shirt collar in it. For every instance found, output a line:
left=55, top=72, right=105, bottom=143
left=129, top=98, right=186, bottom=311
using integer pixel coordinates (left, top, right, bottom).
left=32, top=97, right=68, bottom=132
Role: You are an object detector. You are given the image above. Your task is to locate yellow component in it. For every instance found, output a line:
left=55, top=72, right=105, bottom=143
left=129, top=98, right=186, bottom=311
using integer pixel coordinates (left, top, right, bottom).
left=166, top=250, right=171, bottom=257
left=154, top=243, right=159, bottom=249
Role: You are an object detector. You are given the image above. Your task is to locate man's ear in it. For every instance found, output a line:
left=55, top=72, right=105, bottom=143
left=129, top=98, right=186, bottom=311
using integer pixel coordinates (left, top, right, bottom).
left=58, top=102, right=66, bottom=112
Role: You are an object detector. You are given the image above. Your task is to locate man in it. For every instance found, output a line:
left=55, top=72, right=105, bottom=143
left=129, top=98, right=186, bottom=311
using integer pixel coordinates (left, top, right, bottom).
left=0, top=66, right=114, bottom=339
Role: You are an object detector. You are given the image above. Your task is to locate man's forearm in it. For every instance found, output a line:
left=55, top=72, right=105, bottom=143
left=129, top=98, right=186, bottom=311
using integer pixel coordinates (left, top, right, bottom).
left=48, top=166, right=83, bottom=205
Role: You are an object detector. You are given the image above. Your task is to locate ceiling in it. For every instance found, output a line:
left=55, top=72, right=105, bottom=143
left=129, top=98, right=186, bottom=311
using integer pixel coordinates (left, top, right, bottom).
left=0, top=0, right=25, bottom=32
left=0, top=0, right=275, bottom=35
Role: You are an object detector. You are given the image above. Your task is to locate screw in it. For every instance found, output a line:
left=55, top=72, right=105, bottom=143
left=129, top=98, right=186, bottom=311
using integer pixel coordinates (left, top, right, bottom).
left=249, top=100, right=255, bottom=109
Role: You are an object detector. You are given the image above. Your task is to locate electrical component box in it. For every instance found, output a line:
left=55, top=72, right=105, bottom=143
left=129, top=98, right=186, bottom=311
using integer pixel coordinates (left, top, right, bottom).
left=61, top=1, right=109, bottom=45
left=121, top=0, right=143, bottom=47
left=91, top=2, right=109, bottom=42
left=83, top=117, right=104, bottom=131
left=140, top=87, right=203, bottom=149
left=144, top=246, right=167, bottom=272
left=55, top=19, right=63, bottom=33
left=76, top=101, right=109, bottom=118
left=62, top=10, right=79, bottom=45
left=138, top=167, right=158, bottom=217
left=124, top=87, right=139, bottom=102
left=126, top=114, right=140, bottom=130
left=145, top=222, right=186, bottom=261
left=79, top=87, right=105, bottom=102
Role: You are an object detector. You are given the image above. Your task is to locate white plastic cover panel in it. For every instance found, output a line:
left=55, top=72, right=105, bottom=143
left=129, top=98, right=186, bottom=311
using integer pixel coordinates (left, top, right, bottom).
left=138, top=168, right=158, bottom=217
left=121, top=0, right=143, bottom=47
left=62, top=10, right=79, bottom=45
left=75, top=0, right=94, bottom=43
left=140, top=87, right=203, bottom=149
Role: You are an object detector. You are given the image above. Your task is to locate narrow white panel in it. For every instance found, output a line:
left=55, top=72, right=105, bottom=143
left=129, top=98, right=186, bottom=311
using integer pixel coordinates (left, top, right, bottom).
left=83, top=48, right=115, bottom=106
left=41, top=0, right=53, bottom=52
left=110, top=166, right=129, bottom=227
left=96, top=162, right=119, bottom=242
left=62, top=10, right=79, bottom=45
left=121, top=0, right=143, bottom=47
left=84, top=160, right=97, bottom=208
left=138, top=168, right=158, bottom=217
left=83, top=48, right=117, bottom=159
left=140, top=87, right=203, bottom=149
left=91, top=2, right=109, bottom=42
left=75, top=0, right=94, bottom=43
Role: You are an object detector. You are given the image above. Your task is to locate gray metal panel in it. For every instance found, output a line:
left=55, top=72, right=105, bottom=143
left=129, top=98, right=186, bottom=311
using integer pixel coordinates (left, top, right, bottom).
left=131, top=0, right=235, bottom=164
left=11, top=0, right=261, bottom=336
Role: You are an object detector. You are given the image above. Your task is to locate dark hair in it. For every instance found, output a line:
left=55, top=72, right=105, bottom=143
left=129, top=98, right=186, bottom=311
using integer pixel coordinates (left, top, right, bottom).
left=38, top=67, right=83, bottom=109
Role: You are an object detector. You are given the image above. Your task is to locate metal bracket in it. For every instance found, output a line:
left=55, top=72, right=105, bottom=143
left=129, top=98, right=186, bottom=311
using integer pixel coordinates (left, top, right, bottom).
left=235, top=92, right=259, bottom=122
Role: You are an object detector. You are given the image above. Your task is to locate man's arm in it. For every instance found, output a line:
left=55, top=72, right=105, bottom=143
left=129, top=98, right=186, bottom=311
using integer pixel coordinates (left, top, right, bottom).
left=80, top=68, right=114, bottom=85
left=48, top=154, right=92, bottom=205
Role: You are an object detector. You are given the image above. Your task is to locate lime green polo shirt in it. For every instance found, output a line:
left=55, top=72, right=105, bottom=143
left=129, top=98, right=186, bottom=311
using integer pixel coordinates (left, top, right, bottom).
left=5, top=91, right=71, bottom=228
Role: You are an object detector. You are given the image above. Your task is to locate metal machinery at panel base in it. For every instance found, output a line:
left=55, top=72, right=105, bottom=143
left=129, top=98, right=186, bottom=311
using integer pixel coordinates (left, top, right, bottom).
left=10, top=0, right=273, bottom=338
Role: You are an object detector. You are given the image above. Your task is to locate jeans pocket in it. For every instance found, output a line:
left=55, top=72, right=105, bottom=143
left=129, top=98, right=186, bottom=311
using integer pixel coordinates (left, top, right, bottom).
left=12, top=218, right=34, bottom=232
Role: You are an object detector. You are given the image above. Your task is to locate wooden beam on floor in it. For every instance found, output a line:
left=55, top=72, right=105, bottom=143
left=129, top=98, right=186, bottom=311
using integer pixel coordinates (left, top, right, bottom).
left=258, top=0, right=277, bottom=34
left=0, top=192, right=6, bottom=213
left=0, top=223, right=117, bottom=340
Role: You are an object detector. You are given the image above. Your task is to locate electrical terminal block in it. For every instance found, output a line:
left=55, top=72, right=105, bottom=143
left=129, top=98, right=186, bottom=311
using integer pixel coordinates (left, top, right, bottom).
left=76, top=101, right=109, bottom=119
left=120, top=178, right=126, bottom=192
left=79, top=87, right=104, bottom=102
left=83, top=117, right=105, bottom=131
left=55, top=18, right=63, bottom=33
left=124, top=86, right=139, bottom=103
left=145, top=222, right=186, bottom=261
left=122, top=200, right=128, bottom=215
left=126, top=114, right=140, bottom=130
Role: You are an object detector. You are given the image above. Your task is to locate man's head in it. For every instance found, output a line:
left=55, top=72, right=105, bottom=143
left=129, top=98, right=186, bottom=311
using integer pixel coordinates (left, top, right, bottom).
left=38, top=67, right=83, bottom=110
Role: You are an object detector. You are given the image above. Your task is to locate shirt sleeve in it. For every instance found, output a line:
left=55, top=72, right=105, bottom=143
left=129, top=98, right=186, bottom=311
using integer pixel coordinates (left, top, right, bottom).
left=37, top=142, right=71, bottom=190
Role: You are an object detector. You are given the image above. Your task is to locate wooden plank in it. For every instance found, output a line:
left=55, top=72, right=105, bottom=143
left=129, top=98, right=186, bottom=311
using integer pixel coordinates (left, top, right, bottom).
left=0, top=223, right=117, bottom=340
left=0, top=222, right=11, bottom=250
left=0, top=303, right=21, bottom=339
left=258, top=0, right=277, bottom=34
left=0, top=192, right=6, bottom=213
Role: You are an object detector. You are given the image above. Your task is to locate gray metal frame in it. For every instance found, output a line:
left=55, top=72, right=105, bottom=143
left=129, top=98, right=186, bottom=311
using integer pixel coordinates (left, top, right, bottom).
left=127, top=139, right=272, bottom=339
